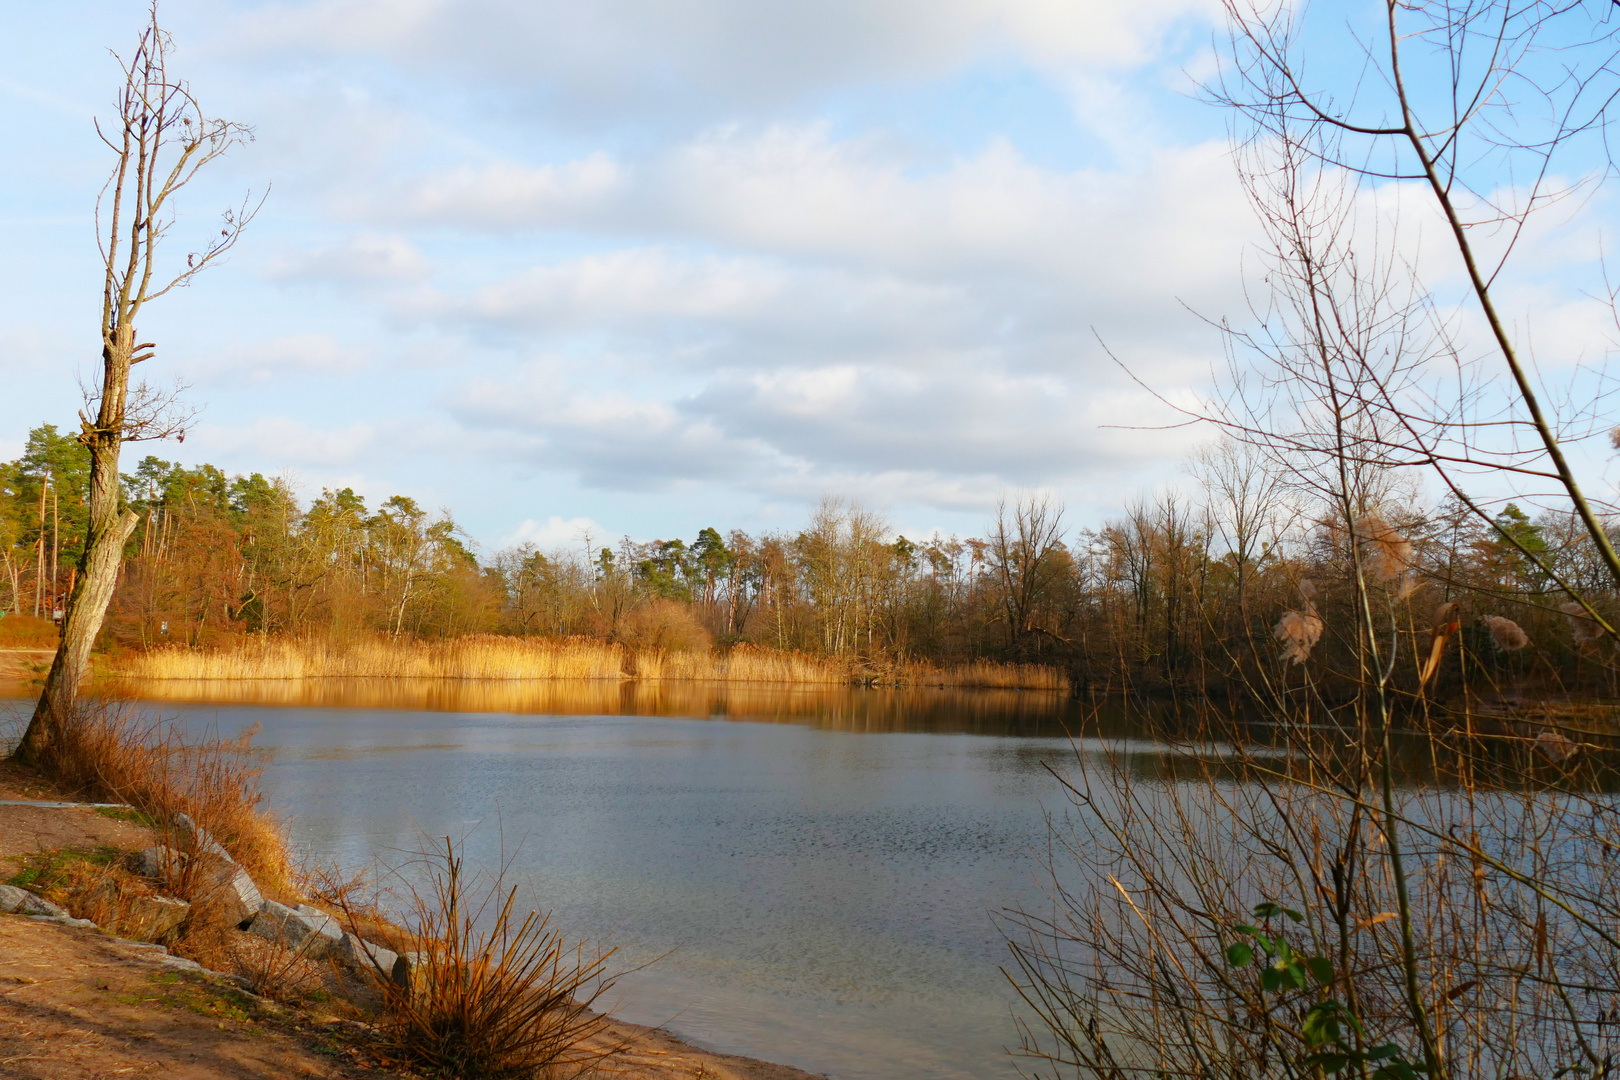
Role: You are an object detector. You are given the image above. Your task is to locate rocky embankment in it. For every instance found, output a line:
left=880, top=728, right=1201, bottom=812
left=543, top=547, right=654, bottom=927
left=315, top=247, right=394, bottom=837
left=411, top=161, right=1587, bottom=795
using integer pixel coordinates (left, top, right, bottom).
left=0, top=762, right=820, bottom=1080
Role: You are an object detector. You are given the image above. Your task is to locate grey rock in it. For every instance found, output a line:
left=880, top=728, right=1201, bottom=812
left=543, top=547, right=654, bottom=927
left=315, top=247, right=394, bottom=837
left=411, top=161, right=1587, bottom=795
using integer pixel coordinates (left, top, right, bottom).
left=205, top=864, right=264, bottom=928
left=138, top=845, right=185, bottom=884
left=32, top=915, right=97, bottom=928
left=248, top=899, right=342, bottom=960
left=160, top=955, right=203, bottom=972
left=125, top=893, right=190, bottom=941
left=139, top=843, right=262, bottom=927
left=173, top=812, right=233, bottom=864
left=391, top=949, right=430, bottom=991
left=335, top=932, right=398, bottom=979
left=0, top=884, right=67, bottom=918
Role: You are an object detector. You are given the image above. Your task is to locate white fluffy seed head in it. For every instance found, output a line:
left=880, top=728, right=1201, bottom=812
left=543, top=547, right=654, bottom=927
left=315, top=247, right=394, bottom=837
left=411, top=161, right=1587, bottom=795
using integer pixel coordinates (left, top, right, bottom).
left=1481, top=615, right=1529, bottom=652
left=1274, top=607, right=1324, bottom=666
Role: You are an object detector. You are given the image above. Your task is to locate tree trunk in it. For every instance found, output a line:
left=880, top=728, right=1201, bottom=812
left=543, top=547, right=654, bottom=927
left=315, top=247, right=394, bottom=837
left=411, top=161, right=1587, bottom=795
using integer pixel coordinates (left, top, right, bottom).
left=12, top=331, right=135, bottom=765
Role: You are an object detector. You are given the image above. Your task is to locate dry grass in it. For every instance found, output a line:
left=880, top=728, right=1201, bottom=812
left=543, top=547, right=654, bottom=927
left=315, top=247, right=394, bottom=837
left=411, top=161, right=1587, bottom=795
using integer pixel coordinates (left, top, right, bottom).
left=17, top=701, right=308, bottom=981
left=27, top=701, right=292, bottom=899
left=112, top=635, right=629, bottom=682
left=107, top=633, right=1072, bottom=691
left=380, top=837, right=618, bottom=1080
left=639, top=643, right=849, bottom=683
left=8, top=844, right=161, bottom=939
left=899, top=659, right=1070, bottom=692
left=0, top=614, right=60, bottom=649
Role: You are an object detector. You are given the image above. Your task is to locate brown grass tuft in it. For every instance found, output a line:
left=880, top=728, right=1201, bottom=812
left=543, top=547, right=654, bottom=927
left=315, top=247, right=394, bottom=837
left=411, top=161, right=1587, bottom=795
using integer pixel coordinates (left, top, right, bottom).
left=29, top=701, right=291, bottom=898
left=381, top=838, right=619, bottom=1079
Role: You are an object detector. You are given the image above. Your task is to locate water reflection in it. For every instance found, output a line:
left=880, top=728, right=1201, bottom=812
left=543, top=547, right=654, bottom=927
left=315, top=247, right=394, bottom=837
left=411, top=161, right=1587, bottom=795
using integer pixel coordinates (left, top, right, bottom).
left=136, top=702, right=1080, bottom=1080
left=96, top=677, right=1082, bottom=736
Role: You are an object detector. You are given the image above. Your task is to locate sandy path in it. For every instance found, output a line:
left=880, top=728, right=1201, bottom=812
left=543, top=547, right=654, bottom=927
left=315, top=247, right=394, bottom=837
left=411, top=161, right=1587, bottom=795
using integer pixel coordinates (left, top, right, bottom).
left=0, top=916, right=398, bottom=1080
left=0, top=765, right=825, bottom=1080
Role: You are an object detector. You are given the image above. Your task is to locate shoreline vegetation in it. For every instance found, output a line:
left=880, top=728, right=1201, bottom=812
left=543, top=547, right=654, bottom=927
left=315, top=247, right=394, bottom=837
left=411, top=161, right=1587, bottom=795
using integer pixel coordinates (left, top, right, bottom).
left=97, top=633, right=1072, bottom=691
left=0, top=709, right=820, bottom=1080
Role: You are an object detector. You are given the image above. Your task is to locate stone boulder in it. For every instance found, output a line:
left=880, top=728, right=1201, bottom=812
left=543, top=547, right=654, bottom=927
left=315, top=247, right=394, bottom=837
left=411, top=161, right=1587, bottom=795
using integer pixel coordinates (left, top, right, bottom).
left=124, top=894, right=190, bottom=942
left=335, top=931, right=399, bottom=980
left=137, top=845, right=184, bottom=885
left=391, top=949, right=432, bottom=992
left=205, top=863, right=264, bottom=928
left=248, top=899, right=343, bottom=960
left=0, top=884, right=66, bottom=918
left=172, top=812, right=233, bottom=864
left=141, top=841, right=263, bottom=928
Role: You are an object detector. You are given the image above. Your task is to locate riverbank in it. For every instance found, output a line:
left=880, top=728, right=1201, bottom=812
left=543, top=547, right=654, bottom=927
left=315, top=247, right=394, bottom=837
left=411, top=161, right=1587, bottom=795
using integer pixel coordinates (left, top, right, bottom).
left=0, top=761, right=822, bottom=1080
left=102, top=633, right=1071, bottom=691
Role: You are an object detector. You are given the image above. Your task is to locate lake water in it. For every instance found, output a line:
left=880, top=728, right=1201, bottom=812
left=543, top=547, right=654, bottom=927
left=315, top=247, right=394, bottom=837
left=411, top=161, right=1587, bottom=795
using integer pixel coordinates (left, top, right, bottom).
left=4, top=680, right=1119, bottom=1080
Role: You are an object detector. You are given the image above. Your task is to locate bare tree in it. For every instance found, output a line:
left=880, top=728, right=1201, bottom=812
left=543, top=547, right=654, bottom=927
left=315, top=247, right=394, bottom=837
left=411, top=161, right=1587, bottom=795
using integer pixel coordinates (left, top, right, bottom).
left=1190, top=437, right=1291, bottom=621
left=987, top=493, right=1067, bottom=656
left=1212, top=0, right=1620, bottom=634
left=14, top=4, right=259, bottom=763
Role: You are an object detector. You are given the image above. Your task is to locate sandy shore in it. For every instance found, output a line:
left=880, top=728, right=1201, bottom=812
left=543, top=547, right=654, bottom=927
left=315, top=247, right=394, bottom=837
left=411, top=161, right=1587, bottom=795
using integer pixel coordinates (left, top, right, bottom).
left=0, top=763, right=824, bottom=1080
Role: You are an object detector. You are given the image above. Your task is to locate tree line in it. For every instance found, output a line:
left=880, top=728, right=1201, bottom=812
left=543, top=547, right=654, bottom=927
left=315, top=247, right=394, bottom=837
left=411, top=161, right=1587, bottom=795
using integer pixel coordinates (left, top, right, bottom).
left=3, top=422, right=1615, bottom=698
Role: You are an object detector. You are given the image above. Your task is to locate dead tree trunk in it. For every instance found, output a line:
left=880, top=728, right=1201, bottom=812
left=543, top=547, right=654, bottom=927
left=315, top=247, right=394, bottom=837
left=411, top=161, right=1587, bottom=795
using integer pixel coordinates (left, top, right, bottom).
left=12, top=3, right=257, bottom=763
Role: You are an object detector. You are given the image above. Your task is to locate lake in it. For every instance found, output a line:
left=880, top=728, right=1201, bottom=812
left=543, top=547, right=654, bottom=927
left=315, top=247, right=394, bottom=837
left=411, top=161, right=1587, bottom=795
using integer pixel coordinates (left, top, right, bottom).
left=4, top=680, right=1121, bottom=1080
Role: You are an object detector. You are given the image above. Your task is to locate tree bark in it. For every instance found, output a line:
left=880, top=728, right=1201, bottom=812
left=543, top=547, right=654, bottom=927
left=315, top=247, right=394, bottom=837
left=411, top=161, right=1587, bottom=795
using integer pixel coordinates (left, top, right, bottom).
left=12, top=330, right=136, bottom=764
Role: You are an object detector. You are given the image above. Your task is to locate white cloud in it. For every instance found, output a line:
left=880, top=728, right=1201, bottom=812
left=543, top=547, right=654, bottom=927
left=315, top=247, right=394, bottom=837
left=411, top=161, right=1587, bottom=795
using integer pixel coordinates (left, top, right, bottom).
left=195, top=416, right=379, bottom=468
left=264, top=234, right=429, bottom=283
left=503, top=515, right=606, bottom=549
left=395, top=155, right=623, bottom=229
left=386, top=128, right=1251, bottom=304
left=231, top=0, right=1217, bottom=116
left=179, top=333, right=375, bottom=385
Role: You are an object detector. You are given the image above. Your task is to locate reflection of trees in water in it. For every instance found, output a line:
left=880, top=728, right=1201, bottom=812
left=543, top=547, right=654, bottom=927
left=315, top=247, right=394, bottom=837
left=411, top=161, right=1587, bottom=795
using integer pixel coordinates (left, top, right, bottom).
left=100, top=678, right=1083, bottom=736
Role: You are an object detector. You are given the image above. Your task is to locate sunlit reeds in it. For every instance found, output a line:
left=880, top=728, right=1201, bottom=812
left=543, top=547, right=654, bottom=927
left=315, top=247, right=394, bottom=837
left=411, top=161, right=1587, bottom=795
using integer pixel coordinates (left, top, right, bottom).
left=105, top=634, right=1070, bottom=690
left=630, top=642, right=848, bottom=683
left=111, top=635, right=628, bottom=681
left=899, top=659, right=1070, bottom=692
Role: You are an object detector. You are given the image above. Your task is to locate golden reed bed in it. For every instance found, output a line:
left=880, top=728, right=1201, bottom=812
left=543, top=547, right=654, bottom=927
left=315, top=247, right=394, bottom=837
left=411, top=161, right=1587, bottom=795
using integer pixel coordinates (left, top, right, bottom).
left=102, top=635, right=1069, bottom=691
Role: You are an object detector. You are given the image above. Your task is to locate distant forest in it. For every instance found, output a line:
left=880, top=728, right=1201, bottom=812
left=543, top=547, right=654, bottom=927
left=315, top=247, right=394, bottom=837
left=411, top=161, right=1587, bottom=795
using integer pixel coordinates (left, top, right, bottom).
left=3, top=422, right=1614, bottom=697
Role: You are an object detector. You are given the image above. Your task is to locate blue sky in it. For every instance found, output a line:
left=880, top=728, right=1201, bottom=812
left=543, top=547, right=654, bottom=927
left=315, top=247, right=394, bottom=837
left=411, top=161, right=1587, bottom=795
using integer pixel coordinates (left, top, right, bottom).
left=3, top=1, right=1616, bottom=554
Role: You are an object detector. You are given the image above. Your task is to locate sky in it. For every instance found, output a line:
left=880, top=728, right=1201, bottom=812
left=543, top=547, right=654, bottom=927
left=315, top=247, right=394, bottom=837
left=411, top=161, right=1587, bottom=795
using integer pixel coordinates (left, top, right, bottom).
left=2, top=1, right=1616, bottom=555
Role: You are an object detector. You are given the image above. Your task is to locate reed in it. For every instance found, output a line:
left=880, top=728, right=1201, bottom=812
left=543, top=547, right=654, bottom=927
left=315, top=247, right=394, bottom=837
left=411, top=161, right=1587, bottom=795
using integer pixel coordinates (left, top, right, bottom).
left=104, top=633, right=1070, bottom=691
left=647, top=643, right=850, bottom=684
left=380, top=837, right=617, bottom=1079
left=902, top=659, right=1070, bottom=692
left=112, top=635, right=628, bottom=682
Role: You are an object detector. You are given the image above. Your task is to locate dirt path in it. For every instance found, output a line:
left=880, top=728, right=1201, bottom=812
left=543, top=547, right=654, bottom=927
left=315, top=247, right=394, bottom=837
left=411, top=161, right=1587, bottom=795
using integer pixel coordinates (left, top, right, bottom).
left=0, top=767, right=825, bottom=1080
left=0, top=916, right=398, bottom=1080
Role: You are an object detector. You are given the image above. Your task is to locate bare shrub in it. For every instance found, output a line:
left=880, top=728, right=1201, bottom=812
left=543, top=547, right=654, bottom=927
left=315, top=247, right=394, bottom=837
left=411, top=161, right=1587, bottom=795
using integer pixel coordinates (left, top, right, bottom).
left=1002, top=706, right=1620, bottom=1079
left=30, top=699, right=290, bottom=896
left=382, top=837, right=620, bottom=1079
left=619, top=599, right=712, bottom=655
